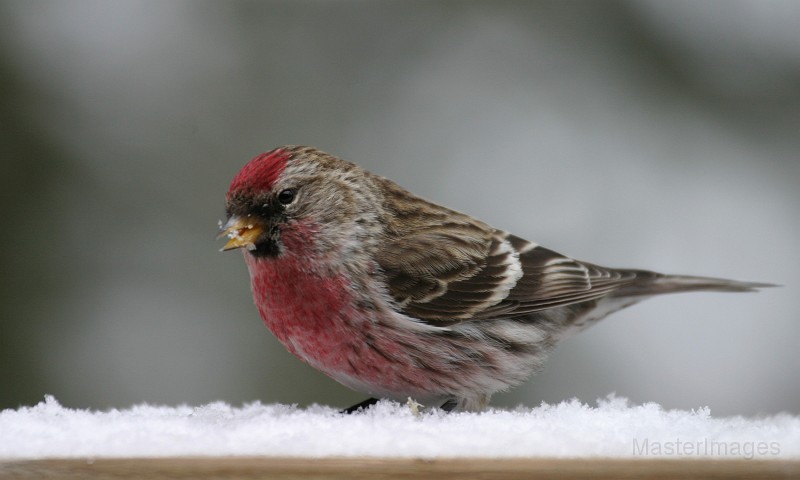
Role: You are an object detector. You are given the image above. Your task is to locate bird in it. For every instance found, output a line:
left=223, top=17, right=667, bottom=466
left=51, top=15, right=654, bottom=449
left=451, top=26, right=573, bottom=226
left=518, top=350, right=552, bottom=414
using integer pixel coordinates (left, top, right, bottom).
left=219, top=145, right=771, bottom=413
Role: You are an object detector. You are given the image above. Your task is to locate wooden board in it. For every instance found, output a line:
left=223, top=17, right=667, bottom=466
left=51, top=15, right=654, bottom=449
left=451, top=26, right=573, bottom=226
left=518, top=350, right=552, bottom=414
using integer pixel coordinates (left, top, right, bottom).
left=2, top=457, right=799, bottom=479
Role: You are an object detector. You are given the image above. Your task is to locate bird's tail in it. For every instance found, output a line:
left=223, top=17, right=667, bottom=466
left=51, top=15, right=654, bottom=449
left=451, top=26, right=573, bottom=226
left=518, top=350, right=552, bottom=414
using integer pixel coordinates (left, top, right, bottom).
left=560, top=270, right=775, bottom=336
left=614, top=270, right=777, bottom=298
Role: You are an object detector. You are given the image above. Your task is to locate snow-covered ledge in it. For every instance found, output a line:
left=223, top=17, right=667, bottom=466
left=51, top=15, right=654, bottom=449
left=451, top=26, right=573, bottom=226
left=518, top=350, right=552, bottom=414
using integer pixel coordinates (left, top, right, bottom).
left=1, top=395, right=798, bottom=460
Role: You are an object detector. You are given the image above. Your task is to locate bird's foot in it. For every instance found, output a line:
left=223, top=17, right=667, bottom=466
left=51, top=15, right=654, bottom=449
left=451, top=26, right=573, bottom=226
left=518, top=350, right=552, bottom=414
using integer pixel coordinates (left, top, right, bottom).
left=440, top=398, right=458, bottom=412
left=341, top=397, right=379, bottom=414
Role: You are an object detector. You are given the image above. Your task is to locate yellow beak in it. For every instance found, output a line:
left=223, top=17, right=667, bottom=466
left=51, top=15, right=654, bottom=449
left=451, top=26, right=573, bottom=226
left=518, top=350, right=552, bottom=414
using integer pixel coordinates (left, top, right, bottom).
left=218, top=216, right=265, bottom=252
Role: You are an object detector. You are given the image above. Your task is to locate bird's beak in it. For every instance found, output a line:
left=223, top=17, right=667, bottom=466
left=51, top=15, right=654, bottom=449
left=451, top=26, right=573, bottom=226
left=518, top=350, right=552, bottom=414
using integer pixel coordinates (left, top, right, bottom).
left=218, top=216, right=265, bottom=252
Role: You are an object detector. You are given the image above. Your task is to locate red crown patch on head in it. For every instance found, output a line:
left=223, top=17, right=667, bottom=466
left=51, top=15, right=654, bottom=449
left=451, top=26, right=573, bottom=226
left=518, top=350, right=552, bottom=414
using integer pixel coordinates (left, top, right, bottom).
left=228, top=148, right=292, bottom=195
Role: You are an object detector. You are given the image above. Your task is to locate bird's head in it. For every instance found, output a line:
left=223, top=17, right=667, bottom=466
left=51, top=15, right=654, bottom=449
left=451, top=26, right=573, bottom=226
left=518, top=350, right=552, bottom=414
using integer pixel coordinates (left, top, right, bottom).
left=220, top=146, right=379, bottom=260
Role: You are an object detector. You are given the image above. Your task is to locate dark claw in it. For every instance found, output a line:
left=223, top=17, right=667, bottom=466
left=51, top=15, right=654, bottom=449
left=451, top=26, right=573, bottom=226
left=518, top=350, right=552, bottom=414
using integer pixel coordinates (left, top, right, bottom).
left=440, top=398, right=458, bottom=412
left=341, top=397, right=379, bottom=414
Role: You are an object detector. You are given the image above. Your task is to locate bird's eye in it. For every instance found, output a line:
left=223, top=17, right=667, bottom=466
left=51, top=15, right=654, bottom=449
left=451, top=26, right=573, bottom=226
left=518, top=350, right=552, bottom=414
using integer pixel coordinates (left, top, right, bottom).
left=277, top=189, right=295, bottom=205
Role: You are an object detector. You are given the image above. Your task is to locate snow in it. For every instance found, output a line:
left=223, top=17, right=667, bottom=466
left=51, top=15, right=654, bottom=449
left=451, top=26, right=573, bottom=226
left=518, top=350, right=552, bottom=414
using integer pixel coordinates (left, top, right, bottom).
left=1, top=395, right=798, bottom=460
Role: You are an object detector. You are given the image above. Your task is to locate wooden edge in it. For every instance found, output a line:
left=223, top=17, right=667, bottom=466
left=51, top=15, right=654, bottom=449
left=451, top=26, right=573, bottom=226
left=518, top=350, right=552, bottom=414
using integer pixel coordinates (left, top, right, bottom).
left=2, top=457, right=800, bottom=480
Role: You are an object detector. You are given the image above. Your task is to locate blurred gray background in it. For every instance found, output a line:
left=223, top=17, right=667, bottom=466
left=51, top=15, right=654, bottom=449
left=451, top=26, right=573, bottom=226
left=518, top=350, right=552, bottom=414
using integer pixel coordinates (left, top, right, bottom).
left=1, top=0, right=798, bottom=416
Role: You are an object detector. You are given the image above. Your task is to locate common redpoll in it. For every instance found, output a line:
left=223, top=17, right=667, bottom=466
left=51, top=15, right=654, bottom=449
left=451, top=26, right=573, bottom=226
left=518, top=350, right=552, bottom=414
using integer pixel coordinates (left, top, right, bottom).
left=220, top=146, right=770, bottom=412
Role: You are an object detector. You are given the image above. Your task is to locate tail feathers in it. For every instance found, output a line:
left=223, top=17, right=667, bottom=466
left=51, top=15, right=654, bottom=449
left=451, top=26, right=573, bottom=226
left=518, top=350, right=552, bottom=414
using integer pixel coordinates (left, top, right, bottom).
left=615, top=270, right=778, bottom=297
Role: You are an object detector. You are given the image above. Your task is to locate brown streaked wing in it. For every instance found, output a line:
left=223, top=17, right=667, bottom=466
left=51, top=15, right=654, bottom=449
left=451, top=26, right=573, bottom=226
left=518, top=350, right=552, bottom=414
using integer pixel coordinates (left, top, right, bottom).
left=376, top=225, right=493, bottom=308
left=377, top=226, right=639, bottom=325
left=398, top=232, right=525, bottom=323
left=477, top=235, right=638, bottom=318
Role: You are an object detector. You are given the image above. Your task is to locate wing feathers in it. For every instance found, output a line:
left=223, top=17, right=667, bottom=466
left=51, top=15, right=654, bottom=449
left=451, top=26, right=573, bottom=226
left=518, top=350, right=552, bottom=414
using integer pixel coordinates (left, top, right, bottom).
left=376, top=194, right=637, bottom=325
left=394, top=232, right=524, bottom=322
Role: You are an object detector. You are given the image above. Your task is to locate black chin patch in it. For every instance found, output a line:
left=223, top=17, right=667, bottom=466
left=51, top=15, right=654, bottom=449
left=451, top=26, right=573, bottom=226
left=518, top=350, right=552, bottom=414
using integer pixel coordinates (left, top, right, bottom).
left=248, top=226, right=282, bottom=258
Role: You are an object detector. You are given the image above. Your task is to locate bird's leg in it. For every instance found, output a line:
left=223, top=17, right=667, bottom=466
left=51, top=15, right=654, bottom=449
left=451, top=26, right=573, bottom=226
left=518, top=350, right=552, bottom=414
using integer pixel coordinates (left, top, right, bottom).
left=341, top=397, right=379, bottom=414
left=440, top=398, right=458, bottom=412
